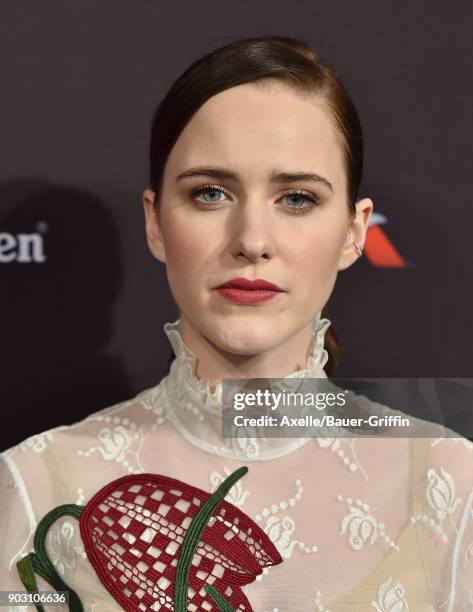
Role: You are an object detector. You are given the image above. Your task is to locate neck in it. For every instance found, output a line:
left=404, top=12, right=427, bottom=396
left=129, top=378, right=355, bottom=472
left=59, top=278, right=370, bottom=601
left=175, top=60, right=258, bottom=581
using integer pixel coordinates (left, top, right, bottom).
left=177, top=315, right=316, bottom=393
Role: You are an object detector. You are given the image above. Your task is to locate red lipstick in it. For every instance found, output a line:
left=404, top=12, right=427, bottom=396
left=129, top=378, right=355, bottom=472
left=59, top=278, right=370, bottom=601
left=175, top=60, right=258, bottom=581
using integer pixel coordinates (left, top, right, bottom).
left=215, top=277, right=285, bottom=305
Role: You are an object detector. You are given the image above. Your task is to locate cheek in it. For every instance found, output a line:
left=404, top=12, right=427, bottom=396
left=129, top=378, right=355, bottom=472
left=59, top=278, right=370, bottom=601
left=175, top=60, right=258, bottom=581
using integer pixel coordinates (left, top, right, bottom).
left=287, top=224, right=345, bottom=281
left=162, top=222, right=214, bottom=296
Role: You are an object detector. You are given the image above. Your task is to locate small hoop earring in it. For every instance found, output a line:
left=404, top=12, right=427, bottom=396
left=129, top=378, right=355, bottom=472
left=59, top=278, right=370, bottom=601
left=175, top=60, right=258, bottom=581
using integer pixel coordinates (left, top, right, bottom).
left=348, top=230, right=363, bottom=258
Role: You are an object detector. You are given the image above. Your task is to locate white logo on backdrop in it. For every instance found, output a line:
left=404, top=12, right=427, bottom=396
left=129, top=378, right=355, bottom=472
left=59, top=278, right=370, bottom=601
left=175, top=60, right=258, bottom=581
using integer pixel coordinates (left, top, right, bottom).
left=0, top=221, right=47, bottom=263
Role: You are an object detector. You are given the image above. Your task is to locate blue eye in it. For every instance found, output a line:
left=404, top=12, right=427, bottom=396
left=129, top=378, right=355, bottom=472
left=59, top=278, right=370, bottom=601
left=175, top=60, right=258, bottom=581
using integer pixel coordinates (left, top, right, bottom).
left=201, top=188, right=224, bottom=203
left=191, top=183, right=227, bottom=206
left=278, top=190, right=321, bottom=214
left=286, top=193, right=309, bottom=206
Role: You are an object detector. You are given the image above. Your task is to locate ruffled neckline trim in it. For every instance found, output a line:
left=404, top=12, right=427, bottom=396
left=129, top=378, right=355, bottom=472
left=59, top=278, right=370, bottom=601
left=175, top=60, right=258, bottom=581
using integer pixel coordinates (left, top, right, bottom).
left=159, top=313, right=332, bottom=461
left=163, top=312, right=331, bottom=403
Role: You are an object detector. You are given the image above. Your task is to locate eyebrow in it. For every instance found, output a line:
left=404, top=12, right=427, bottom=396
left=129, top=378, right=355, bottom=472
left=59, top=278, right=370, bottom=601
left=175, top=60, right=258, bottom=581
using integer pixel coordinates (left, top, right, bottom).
left=175, top=165, right=334, bottom=193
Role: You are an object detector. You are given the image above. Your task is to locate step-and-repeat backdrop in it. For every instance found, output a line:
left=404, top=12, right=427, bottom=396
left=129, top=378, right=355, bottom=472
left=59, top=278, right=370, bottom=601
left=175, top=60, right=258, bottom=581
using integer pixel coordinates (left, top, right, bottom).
left=1, top=2, right=472, bottom=450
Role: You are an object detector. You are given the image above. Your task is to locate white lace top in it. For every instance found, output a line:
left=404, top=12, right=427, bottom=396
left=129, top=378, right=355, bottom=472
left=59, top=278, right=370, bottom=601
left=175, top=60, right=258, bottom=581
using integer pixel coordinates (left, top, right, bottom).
left=1, top=314, right=473, bottom=611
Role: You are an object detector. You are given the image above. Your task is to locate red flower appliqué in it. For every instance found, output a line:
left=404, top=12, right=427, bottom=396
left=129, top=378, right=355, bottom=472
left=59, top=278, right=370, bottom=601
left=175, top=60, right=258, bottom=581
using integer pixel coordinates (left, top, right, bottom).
left=17, top=467, right=283, bottom=611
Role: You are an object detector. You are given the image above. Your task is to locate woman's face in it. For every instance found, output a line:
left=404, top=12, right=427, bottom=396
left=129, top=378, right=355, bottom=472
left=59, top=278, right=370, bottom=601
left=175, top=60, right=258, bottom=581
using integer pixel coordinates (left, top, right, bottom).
left=144, top=81, right=372, bottom=356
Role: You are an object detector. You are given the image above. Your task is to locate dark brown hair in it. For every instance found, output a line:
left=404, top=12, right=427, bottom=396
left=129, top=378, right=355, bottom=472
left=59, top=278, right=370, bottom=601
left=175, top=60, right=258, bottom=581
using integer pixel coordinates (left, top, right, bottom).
left=149, top=36, right=364, bottom=375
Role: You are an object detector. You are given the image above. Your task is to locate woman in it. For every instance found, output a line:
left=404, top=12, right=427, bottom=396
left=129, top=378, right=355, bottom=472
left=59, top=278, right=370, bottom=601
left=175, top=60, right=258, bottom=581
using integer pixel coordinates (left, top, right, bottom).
left=1, top=36, right=472, bottom=611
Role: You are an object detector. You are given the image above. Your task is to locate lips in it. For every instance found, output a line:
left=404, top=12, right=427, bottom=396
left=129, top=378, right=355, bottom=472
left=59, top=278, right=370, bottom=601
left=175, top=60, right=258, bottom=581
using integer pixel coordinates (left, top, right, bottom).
left=216, top=277, right=284, bottom=291
left=215, top=277, right=285, bottom=305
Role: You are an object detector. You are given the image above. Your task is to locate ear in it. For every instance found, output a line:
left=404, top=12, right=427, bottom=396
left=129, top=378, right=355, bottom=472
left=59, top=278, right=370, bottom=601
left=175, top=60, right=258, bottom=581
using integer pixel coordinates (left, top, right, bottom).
left=143, top=188, right=166, bottom=263
left=337, top=197, right=374, bottom=271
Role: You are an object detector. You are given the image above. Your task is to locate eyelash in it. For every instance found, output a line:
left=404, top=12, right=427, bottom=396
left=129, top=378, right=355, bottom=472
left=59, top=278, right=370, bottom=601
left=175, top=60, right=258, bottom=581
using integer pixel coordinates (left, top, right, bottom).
left=190, top=182, right=321, bottom=215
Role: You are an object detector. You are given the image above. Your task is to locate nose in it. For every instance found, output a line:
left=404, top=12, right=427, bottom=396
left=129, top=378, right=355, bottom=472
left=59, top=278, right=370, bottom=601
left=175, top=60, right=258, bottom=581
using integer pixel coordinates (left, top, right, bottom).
left=228, top=199, right=276, bottom=263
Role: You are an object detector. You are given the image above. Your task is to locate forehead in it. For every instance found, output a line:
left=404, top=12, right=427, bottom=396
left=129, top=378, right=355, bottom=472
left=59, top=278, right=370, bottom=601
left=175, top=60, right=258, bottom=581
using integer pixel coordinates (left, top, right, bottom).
left=164, top=82, right=346, bottom=185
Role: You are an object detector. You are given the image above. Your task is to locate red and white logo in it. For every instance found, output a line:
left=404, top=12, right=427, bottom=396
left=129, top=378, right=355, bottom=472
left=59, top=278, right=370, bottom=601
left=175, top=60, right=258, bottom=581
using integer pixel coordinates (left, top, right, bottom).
left=364, top=213, right=407, bottom=268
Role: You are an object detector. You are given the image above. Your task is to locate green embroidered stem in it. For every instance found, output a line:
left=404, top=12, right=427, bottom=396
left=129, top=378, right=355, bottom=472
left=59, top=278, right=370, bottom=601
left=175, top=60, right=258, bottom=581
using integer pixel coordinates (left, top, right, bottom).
left=16, top=554, right=45, bottom=612
left=205, top=584, right=237, bottom=611
left=174, top=466, right=248, bottom=612
left=16, top=504, right=84, bottom=612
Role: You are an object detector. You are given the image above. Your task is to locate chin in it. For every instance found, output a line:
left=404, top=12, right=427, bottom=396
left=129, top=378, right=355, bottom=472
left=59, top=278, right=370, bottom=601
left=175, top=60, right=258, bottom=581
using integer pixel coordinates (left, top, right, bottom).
left=205, top=314, right=288, bottom=356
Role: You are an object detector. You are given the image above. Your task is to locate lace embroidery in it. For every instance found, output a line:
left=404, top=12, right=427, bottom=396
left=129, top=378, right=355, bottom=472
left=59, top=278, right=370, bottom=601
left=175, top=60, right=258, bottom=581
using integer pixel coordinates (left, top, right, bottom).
left=253, top=478, right=318, bottom=585
left=337, top=495, right=400, bottom=552
left=80, top=425, right=133, bottom=462
left=410, top=511, right=451, bottom=545
left=370, top=575, right=409, bottom=611
left=19, top=431, right=55, bottom=454
left=410, top=466, right=466, bottom=549
left=47, top=519, right=84, bottom=576
left=415, top=464, right=473, bottom=610
left=14, top=390, right=157, bottom=461
left=316, top=437, right=368, bottom=479
left=139, top=383, right=167, bottom=420
left=227, top=431, right=264, bottom=462
left=77, top=414, right=162, bottom=474
left=426, top=467, right=462, bottom=521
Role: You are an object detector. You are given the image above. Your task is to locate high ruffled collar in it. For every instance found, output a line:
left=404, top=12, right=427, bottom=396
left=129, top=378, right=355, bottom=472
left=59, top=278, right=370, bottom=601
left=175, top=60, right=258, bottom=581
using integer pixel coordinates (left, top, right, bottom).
left=159, top=313, right=332, bottom=461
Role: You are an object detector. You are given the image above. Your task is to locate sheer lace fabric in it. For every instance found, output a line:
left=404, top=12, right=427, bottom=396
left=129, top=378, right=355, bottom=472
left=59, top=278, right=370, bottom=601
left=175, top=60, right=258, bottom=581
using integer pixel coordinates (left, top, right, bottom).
left=1, top=314, right=472, bottom=611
